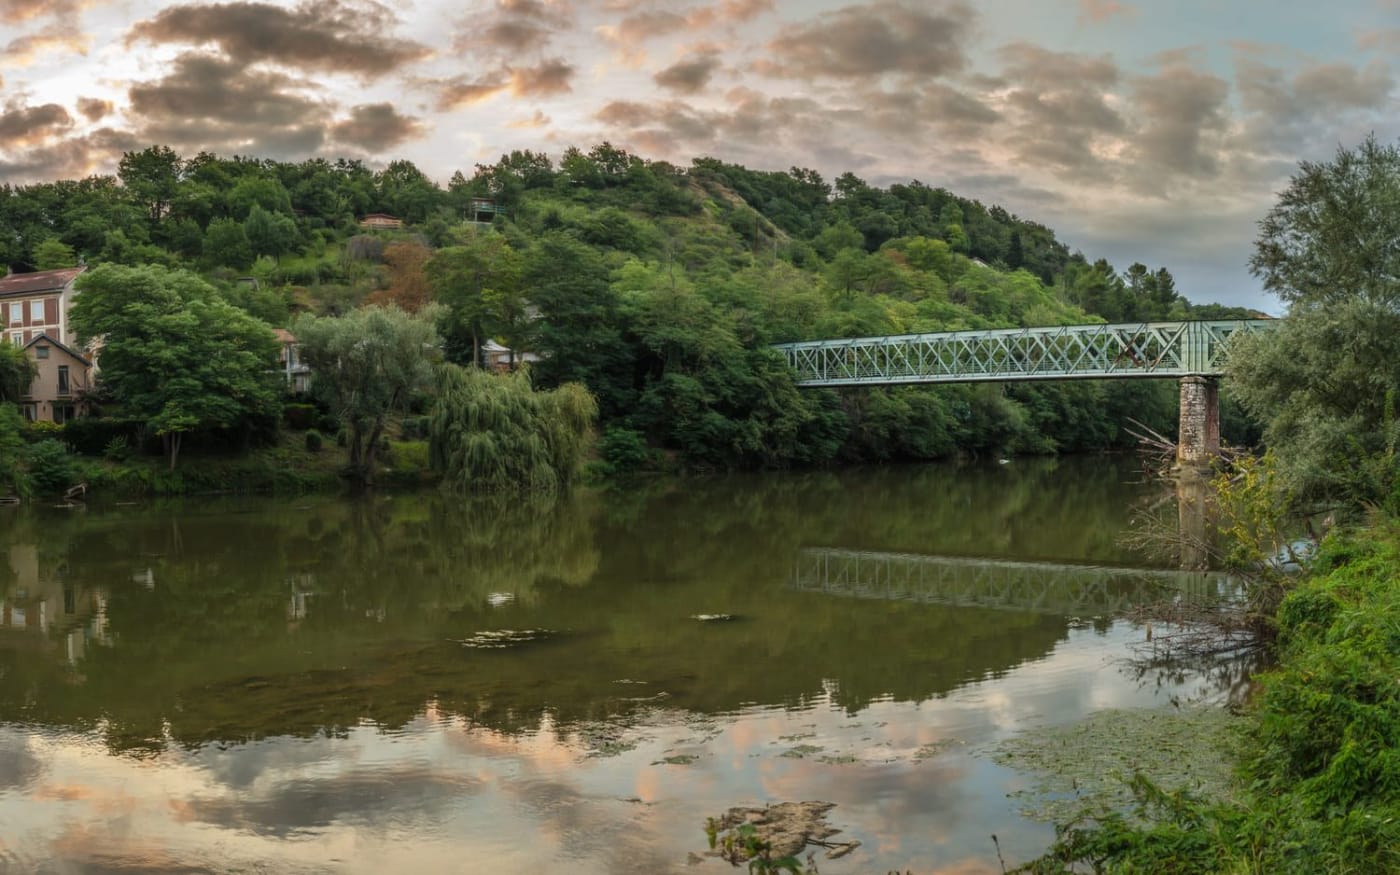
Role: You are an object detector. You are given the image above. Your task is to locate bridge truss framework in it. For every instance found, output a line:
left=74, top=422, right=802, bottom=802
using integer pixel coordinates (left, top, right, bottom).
left=772, top=320, right=1273, bottom=387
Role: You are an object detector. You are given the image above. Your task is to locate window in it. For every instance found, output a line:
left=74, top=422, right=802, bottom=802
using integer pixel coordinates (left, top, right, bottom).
left=20, top=404, right=36, bottom=422
left=7, top=332, right=19, bottom=346
left=52, top=403, right=75, bottom=424
left=57, top=365, right=69, bottom=395
left=7, top=302, right=18, bottom=325
left=29, top=299, right=43, bottom=322
left=35, top=345, right=49, bottom=359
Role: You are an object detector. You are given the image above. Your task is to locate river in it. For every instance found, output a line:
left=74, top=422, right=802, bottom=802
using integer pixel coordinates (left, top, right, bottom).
left=0, top=457, right=1240, bottom=873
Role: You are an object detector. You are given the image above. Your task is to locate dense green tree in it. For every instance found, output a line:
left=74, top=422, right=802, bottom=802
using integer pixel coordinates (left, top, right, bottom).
left=429, top=365, right=596, bottom=493
left=33, top=239, right=77, bottom=270
left=118, top=145, right=183, bottom=222
left=69, top=264, right=283, bottom=468
left=243, top=204, right=298, bottom=259
left=202, top=217, right=253, bottom=269
left=1229, top=136, right=1400, bottom=501
left=293, top=305, right=440, bottom=482
left=0, top=343, right=37, bottom=403
left=427, top=230, right=524, bottom=367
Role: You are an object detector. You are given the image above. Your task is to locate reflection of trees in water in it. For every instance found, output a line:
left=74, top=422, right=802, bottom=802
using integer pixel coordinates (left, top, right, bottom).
left=0, top=460, right=1179, bottom=752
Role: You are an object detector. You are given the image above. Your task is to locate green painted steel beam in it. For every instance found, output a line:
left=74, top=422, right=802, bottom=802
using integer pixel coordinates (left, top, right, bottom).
left=772, top=320, right=1274, bottom=387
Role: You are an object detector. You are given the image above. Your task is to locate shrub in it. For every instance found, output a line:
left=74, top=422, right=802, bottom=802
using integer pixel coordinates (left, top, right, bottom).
left=20, top=420, right=64, bottom=444
left=284, top=403, right=318, bottom=430
left=103, top=435, right=132, bottom=461
left=598, top=427, right=652, bottom=475
left=304, top=429, right=323, bottom=453
left=24, top=439, right=75, bottom=495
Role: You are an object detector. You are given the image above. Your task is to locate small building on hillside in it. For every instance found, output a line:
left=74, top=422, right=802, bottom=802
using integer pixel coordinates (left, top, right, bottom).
left=358, top=213, right=403, bottom=230
left=20, top=333, right=92, bottom=424
left=482, top=339, right=541, bottom=372
left=0, top=266, right=86, bottom=349
left=273, top=328, right=312, bottom=393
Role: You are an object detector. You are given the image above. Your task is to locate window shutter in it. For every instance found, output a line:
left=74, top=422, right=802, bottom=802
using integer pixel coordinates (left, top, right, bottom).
left=44, top=297, right=58, bottom=325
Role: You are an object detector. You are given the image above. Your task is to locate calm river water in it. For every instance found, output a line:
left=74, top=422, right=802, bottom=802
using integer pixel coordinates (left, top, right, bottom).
left=0, top=457, right=1236, bottom=873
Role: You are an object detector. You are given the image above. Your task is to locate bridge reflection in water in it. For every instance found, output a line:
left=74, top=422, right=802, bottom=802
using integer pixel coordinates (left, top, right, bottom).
left=790, top=548, right=1238, bottom=617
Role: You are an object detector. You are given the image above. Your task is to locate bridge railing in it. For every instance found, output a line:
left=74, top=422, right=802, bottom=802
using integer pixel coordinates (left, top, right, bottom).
left=772, top=320, right=1274, bottom=387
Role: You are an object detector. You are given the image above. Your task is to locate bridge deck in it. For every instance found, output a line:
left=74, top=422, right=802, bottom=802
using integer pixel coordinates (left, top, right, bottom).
left=773, top=320, right=1272, bottom=387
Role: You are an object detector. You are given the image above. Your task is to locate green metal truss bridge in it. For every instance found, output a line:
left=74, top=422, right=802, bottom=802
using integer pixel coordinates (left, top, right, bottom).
left=772, top=320, right=1273, bottom=387
left=789, top=548, right=1238, bottom=617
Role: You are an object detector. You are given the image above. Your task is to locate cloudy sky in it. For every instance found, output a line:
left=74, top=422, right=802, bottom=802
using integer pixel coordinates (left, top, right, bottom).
left=2, top=0, right=1398, bottom=309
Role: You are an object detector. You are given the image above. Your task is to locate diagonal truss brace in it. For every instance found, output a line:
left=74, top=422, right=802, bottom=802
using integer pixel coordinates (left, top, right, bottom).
left=772, top=320, right=1273, bottom=386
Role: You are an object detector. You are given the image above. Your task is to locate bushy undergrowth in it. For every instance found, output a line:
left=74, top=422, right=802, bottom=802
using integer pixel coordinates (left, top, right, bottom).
left=1023, top=521, right=1400, bottom=874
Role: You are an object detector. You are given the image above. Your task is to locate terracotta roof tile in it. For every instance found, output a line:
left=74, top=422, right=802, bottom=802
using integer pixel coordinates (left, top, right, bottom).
left=0, top=267, right=85, bottom=297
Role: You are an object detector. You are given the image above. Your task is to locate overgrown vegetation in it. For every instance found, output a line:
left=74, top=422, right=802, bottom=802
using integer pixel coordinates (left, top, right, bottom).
left=1016, top=135, right=1400, bottom=875
left=1021, top=523, right=1400, bottom=874
left=0, top=141, right=1267, bottom=498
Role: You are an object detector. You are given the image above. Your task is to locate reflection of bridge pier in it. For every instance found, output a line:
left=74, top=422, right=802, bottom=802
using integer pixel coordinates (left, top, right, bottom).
left=790, top=548, right=1237, bottom=616
left=1176, top=470, right=1214, bottom=571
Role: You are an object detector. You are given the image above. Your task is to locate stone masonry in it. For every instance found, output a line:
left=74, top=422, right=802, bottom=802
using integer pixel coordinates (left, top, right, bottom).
left=1177, top=376, right=1220, bottom=468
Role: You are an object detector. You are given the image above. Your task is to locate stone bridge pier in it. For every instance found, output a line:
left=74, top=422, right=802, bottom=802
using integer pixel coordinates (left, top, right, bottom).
left=1177, top=376, right=1220, bottom=469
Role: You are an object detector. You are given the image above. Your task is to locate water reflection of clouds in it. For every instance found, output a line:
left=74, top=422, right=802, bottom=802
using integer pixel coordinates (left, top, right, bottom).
left=0, top=623, right=1214, bottom=873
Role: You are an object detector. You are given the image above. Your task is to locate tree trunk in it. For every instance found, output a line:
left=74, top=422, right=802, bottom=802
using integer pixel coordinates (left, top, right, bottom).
left=166, top=432, right=182, bottom=471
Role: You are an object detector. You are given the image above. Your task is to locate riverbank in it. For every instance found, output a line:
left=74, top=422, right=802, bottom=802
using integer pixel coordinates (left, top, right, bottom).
left=15, top=434, right=437, bottom=500
left=1028, top=520, right=1400, bottom=873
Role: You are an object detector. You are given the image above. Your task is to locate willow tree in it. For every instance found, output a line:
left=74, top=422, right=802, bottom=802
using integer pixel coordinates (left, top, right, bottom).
left=429, top=365, right=596, bottom=493
left=294, top=305, right=440, bottom=483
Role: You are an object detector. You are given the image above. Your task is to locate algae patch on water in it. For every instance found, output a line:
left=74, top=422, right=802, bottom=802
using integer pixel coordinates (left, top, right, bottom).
left=988, top=706, right=1242, bottom=823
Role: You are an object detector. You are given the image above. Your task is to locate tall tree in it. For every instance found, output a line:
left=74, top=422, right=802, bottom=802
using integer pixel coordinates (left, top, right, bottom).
left=1229, top=136, right=1400, bottom=501
left=427, top=231, right=522, bottom=367
left=118, top=146, right=183, bottom=223
left=293, top=305, right=440, bottom=483
left=69, top=265, right=282, bottom=469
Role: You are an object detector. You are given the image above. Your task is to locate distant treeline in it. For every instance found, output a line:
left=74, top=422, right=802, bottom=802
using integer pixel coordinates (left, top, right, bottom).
left=0, top=143, right=1264, bottom=472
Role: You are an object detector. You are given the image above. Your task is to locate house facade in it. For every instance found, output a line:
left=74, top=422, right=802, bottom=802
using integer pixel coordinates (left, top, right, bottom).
left=273, top=328, right=312, bottom=393
left=20, top=334, right=92, bottom=423
left=358, top=213, right=403, bottom=230
left=0, top=266, right=86, bottom=349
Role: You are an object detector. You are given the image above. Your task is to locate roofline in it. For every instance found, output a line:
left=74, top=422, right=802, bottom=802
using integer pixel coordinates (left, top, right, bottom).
left=24, top=332, right=92, bottom=366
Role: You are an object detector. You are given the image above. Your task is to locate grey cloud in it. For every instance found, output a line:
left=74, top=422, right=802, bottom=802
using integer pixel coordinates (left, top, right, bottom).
left=0, top=0, right=80, bottom=23
left=854, top=84, right=1000, bottom=136
left=126, top=52, right=333, bottom=158
left=129, top=53, right=327, bottom=128
left=1238, top=59, right=1393, bottom=119
left=1129, top=64, right=1230, bottom=180
left=1233, top=57, right=1395, bottom=158
left=454, top=0, right=574, bottom=56
left=330, top=103, right=426, bottom=152
left=432, top=73, right=509, bottom=110
left=76, top=96, right=112, bottom=122
left=653, top=49, right=722, bottom=93
left=993, top=44, right=1125, bottom=178
left=127, top=0, right=431, bottom=78
left=510, top=58, right=575, bottom=96
left=757, top=0, right=975, bottom=80
left=0, top=126, right=138, bottom=183
left=0, top=99, right=72, bottom=146
left=610, top=10, right=686, bottom=44
left=2, top=23, right=90, bottom=66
